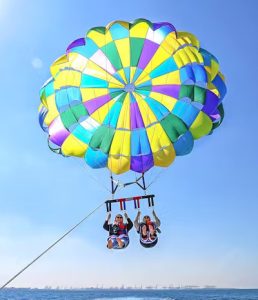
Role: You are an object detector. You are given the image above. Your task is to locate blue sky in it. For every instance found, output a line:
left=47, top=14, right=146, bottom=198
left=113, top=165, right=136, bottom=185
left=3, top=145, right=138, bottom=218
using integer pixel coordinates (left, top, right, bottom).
left=0, top=0, right=258, bottom=289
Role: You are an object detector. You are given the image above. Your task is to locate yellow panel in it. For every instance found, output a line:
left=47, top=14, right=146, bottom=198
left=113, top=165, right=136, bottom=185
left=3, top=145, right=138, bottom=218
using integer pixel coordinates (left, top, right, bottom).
left=91, top=99, right=116, bottom=124
left=84, top=60, right=123, bottom=87
left=116, top=93, right=130, bottom=129
left=54, top=69, right=81, bottom=89
left=135, top=93, right=157, bottom=127
left=174, top=48, right=191, bottom=66
left=104, top=31, right=114, bottom=44
left=143, top=46, right=171, bottom=75
left=109, top=130, right=131, bottom=156
left=134, top=70, right=150, bottom=86
left=117, top=69, right=127, bottom=83
left=160, top=33, right=179, bottom=55
left=183, top=47, right=199, bottom=63
left=151, top=70, right=181, bottom=85
left=190, top=111, right=212, bottom=139
left=130, top=21, right=149, bottom=38
left=130, top=67, right=137, bottom=82
left=115, top=38, right=130, bottom=68
left=146, top=123, right=171, bottom=153
left=149, top=91, right=177, bottom=111
left=81, top=88, right=109, bottom=101
left=108, top=156, right=130, bottom=174
left=210, top=59, right=219, bottom=80
left=61, top=134, right=88, bottom=157
left=207, top=82, right=219, bottom=96
left=153, top=144, right=175, bottom=167
left=87, top=30, right=106, bottom=47
left=69, top=53, right=88, bottom=72
left=50, top=54, right=70, bottom=77
left=44, top=95, right=59, bottom=125
left=177, top=32, right=200, bottom=48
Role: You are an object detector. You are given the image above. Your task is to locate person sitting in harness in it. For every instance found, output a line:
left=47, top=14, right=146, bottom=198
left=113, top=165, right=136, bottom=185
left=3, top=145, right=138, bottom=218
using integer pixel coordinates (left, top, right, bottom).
left=103, top=212, right=133, bottom=249
left=134, top=210, right=161, bottom=248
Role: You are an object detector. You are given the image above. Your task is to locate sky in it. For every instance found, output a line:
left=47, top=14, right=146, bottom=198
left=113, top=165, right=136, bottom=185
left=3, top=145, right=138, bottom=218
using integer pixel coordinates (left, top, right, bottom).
left=0, top=0, right=258, bottom=289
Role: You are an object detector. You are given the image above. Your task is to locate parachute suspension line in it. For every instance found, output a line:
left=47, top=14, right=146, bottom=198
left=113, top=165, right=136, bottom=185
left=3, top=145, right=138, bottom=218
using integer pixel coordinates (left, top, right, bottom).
left=0, top=201, right=105, bottom=290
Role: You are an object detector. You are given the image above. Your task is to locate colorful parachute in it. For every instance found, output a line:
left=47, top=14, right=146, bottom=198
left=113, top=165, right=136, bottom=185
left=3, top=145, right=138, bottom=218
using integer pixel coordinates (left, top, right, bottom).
left=39, top=19, right=226, bottom=175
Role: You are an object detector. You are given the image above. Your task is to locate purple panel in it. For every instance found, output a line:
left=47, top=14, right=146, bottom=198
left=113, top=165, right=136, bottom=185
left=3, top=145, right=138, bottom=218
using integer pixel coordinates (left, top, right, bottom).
left=202, top=90, right=219, bottom=115
left=152, top=85, right=180, bottom=99
left=138, top=40, right=159, bottom=70
left=153, top=22, right=176, bottom=33
left=84, top=94, right=111, bottom=115
left=130, top=154, right=154, bottom=173
left=130, top=102, right=144, bottom=129
left=49, top=130, right=70, bottom=146
left=66, top=38, right=85, bottom=53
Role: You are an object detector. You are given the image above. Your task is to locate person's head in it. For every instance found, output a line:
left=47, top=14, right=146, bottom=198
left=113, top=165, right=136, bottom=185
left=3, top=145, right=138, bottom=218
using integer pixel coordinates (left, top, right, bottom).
left=115, top=214, right=123, bottom=223
left=143, top=215, right=151, bottom=223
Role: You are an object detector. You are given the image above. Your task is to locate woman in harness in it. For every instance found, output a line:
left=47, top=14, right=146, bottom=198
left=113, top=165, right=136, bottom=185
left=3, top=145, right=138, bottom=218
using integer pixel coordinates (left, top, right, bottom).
left=103, top=212, right=133, bottom=249
left=134, top=210, right=161, bottom=248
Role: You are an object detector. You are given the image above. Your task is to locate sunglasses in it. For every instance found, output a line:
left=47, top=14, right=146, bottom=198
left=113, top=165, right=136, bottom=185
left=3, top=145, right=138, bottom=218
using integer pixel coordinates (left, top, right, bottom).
left=116, top=216, right=123, bottom=219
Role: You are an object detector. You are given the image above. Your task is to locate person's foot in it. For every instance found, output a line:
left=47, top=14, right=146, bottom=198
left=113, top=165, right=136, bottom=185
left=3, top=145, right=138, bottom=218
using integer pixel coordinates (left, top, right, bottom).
left=116, top=238, right=124, bottom=248
left=107, top=240, right=113, bottom=249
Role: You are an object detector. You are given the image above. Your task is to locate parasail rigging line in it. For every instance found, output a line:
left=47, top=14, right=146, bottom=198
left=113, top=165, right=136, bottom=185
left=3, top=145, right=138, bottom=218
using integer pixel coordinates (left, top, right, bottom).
left=0, top=201, right=105, bottom=290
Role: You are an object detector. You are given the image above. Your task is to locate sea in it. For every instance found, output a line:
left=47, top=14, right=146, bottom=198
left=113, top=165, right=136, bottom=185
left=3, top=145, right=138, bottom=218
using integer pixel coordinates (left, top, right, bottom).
left=0, top=289, right=257, bottom=300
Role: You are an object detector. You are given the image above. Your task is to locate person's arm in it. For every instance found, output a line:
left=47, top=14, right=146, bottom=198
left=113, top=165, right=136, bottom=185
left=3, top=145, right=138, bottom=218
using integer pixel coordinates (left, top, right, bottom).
left=133, top=211, right=141, bottom=231
left=103, top=212, right=111, bottom=231
left=124, top=212, right=133, bottom=231
left=152, top=210, right=161, bottom=227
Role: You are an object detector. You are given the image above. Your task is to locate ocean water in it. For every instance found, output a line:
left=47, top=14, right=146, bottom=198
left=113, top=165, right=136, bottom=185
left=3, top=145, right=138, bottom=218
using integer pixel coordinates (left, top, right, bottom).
left=0, top=289, right=257, bottom=300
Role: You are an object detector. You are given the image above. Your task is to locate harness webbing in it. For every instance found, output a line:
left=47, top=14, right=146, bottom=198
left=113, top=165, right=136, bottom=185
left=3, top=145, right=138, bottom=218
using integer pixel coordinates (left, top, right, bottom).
left=0, top=201, right=105, bottom=290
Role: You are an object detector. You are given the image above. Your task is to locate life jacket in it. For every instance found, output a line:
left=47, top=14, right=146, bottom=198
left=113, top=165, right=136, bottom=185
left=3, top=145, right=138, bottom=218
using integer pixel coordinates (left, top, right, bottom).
left=111, top=222, right=128, bottom=236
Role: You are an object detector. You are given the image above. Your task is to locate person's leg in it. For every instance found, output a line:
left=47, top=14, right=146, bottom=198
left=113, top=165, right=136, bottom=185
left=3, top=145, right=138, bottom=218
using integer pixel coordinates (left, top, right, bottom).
left=107, top=239, right=113, bottom=249
left=141, top=224, right=148, bottom=239
left=116, top=237, right=124, bottom=248
left=148, top=224, right=157, bottom=240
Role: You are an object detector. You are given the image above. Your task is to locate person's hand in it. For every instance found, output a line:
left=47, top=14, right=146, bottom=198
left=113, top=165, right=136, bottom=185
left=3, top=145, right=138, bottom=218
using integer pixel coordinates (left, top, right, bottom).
left=152, top=209, right=156, bottom=216
left=124, top=212, right=129, bottom=219
left=106, top=212, right=111, bottom=221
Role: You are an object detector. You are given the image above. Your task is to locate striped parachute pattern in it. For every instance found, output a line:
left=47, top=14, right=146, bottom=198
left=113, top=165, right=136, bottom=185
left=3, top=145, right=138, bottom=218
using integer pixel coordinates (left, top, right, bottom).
left=39, top=19, right=226, bottom=174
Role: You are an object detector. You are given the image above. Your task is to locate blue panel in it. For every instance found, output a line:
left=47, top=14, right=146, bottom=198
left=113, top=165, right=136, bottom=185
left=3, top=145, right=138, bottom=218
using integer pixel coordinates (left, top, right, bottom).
left=212, top=74, right=227, bottom=100
left=109, top=23, right=129, bottom=40
left=137, top=80, right=152, bottom=88
left=72, top=38, right=99, bottom=58
left=173, top=131, right=194, bottom=156
left=145, top=97, right=169, bottom=121
left=192, top=64, right=207, bottom=83
left=172, top=101, right=199, bottom=127
left=72, top=124, right=93, bottom=144
left=55, top=89, right=69, bottom=110
left=66, top=87, right=82, bottom=101
left=149, top=58, right=178, bottom=78
left=124, top=67, right=130, bottom=82
left=180, top=65, right=195, bottom=83
left=132, top=68, right=143, bottom=83
left=43, top=80, right=55, bottom=97
left=85, top=148, right=108, bottom=168
left=103, top=101, right=123, bottom=128
left=81, top=74, right=108, bottom=88
left=131, top=129, right=151, bottom=156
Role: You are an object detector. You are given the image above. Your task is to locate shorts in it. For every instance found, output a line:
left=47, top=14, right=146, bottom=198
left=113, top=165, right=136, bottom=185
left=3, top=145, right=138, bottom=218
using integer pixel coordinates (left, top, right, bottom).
left=107, top=235, right=130, bottom=249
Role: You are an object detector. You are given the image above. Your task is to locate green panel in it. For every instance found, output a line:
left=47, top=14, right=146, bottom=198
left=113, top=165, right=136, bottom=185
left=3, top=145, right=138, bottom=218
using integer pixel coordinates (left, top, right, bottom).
left=194, top=86, right=206, bottom=104
left=71, top=103, right=88, bottom=119
left=179, top=85, right=194, bottom=100
left=90, top=126, right=115, bottom=153
left=101, top=42, right=123, bottom=70
left=90, top=26, right=106, bottom=34
left=130, top=38, right=145, bottom=66
left=161, top=114, right=187, bottom=142
left=60, top=109, right=78, bottom=129
left=212, top=103, right=224, bottom=130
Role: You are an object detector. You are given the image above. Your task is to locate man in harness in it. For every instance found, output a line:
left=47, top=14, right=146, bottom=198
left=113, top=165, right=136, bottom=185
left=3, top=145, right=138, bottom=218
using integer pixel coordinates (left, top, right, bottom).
left=134, top=210, right=161, bottom=248
left=103, top=213, right=133, bottom=249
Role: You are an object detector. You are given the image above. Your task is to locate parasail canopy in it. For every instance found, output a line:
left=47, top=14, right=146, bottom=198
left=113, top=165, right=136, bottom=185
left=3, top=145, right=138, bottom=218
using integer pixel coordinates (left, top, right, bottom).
left=39, top=19, right=226, bottom=175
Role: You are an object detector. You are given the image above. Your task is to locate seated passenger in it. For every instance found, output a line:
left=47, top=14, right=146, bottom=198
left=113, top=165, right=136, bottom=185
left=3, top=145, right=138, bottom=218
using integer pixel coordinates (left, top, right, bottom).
left=103, top=212, right=133, bottom=249
left=134, top=210, right=161, bottom=248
